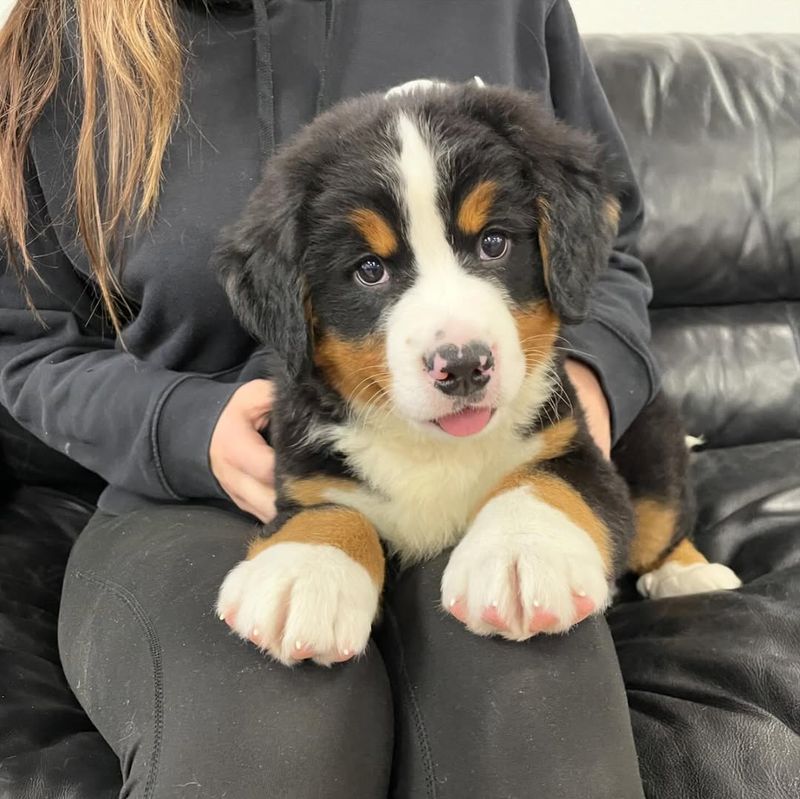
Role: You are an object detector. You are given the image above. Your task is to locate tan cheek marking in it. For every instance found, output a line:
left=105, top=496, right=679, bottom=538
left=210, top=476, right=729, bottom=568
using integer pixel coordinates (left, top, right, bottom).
left=314, top=332, right=389, bottom=407
left=284, top=475, right=358, bottom=507
left=627, top=499, right=681, bottom=574
left=511, top=302, right=559, bottom=372
left=248, top=507, right=385, bottom=589
left=535, top=417, right=579, bottom=462
left=480, top=469, right=612, bottom=574
left=349, top=208, right=398, bottom=258
left=604, top=196, right=621, bottom=233
left=457, top=180, right=497, bottom=235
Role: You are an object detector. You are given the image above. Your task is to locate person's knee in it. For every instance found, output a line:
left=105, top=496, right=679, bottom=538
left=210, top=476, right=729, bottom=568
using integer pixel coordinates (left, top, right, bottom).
left=151, top=647, right=393, bottom=798
left=380, top=555, right=643, bottom=799
left=60, top=509, right=394, bottom=798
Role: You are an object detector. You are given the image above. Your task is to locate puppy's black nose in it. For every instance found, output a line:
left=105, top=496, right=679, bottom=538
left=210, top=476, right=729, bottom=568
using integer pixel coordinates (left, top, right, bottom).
left=427, top=342, right=495, bottom=397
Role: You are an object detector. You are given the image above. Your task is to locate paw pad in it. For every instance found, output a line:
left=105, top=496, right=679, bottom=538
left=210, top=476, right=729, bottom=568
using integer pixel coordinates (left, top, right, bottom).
left=480, top=604, right=510, bottom=631
left=529, top=608, right=559, bottom=634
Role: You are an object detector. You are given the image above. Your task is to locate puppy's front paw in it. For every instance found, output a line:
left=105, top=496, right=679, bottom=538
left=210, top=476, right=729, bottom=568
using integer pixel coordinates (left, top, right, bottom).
left=216, top=542, right=379, bottom=666
left=441, top=488, right=610, bottom=639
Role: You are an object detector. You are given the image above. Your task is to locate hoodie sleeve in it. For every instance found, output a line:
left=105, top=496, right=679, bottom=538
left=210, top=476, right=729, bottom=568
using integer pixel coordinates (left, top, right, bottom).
left=545, top=0, right=659, bottom=440
left=0, top=164, right=249, bottom=502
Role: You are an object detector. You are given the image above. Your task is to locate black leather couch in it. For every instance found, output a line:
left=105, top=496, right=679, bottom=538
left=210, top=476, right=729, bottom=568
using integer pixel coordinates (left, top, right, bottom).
left=1, top=33, right=798, bottom=799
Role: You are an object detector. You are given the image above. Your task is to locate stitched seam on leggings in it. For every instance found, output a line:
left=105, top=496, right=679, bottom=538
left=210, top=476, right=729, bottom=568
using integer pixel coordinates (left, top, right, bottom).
left=385, top=605, right=437, bottom=798
left=74, top=570, right=164, bottom=798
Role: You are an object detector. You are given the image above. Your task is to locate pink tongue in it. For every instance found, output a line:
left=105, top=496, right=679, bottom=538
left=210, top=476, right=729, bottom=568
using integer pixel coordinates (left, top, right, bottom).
left=436, top=407, right=493, bottom=437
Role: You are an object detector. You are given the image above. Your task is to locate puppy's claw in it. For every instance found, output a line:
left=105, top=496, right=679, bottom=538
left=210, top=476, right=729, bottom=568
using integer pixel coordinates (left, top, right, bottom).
left=291, top=643, right=316, bottom=660
left=447, top=597, right=468, bottom=623
left=573, top=592, right=595, bottom=623
left=332, top=648, right=355, bottom=663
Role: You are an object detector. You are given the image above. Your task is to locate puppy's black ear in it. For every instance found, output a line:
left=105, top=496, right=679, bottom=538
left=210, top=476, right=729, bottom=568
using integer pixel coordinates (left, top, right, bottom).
left=465, top=86, right=621, bottom=324
left=533, top=138, right=620, bottom=324
left=212, top=156, right=310, bottom=377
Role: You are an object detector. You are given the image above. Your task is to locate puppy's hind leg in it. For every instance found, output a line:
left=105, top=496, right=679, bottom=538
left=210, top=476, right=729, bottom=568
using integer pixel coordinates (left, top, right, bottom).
left=635, top=531, right=741, bottom=600
left=612, top=392, right=741, bottom=600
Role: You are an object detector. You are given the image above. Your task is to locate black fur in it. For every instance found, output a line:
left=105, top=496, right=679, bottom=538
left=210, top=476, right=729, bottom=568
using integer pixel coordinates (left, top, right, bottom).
left=612, top=392, right=696, bottom=555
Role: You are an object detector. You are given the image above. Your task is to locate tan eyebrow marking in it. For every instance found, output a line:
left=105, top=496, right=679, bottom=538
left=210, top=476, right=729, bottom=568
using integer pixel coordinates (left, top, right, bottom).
left=349, top=208, right=399, bottom=258
left=457, top=180, right=498, bottom=235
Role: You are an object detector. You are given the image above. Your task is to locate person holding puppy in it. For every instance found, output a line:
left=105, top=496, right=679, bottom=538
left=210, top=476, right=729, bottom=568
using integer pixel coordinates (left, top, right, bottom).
left=0, top=1, right=654, bottom=796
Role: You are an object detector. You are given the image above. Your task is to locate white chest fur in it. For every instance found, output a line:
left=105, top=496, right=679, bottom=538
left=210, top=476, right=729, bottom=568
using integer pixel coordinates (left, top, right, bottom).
left=318, top=373, right=555, bottom=561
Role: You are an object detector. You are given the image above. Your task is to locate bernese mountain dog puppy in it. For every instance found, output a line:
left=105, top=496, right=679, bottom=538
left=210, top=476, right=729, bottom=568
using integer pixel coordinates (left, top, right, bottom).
left=213, top=79, right=741, bottom=666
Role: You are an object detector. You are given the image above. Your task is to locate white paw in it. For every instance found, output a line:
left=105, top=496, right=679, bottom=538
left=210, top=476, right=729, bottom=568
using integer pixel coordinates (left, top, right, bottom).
left=441, top=487, right=610, bottom=639
left=637, top=561, right=742, bottom=599
left=216, top=542, right=379, bottom=666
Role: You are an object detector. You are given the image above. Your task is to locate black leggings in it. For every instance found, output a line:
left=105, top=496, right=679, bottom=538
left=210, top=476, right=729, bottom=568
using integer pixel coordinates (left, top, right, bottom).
left=58, top=505, right=644, bottom=798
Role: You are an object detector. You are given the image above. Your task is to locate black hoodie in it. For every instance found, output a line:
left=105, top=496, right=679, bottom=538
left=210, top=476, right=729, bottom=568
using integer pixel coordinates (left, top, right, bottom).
left=0, top=0, right=658, bottom=515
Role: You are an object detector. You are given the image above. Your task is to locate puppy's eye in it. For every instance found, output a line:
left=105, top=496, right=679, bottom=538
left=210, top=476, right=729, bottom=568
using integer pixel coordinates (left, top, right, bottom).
left=479, top=230, right=509, bottom=260
left=354, top=256, right=389, bottom=286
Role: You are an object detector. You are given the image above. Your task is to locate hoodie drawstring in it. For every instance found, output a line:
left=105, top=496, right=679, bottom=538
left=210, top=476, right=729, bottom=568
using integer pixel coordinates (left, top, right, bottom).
left=316, top=0, right=335, bottom=115
left=253, top=0, right=336, bottom=161
left=252, top=0, right=275, bottom=160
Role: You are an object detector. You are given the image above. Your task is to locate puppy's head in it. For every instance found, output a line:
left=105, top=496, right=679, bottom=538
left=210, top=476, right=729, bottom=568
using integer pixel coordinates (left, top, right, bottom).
left=214, top=82, right=620, bottom=438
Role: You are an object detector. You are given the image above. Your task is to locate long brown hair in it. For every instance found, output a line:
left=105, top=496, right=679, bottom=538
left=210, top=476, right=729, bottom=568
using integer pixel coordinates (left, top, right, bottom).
left=0, top=0, right=183, bottom=333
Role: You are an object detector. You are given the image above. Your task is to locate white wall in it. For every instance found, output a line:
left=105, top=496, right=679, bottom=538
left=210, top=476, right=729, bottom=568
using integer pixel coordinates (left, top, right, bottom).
left=0, top=0, right=14, bottom=31
left=3, top=0, right=799, bottom=35
left=0, top=0, right=17, bottom=28
left=3, top=1, right=798, bottom=35
left=571, top=0, right=800, bottom=34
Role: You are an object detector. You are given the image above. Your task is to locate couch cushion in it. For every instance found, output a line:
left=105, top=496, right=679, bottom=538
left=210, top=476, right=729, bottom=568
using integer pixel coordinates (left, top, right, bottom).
left=586, top=35, right=800, bottom=449
left=609, top=566, right=800, bottom=799
left=586, top=34, right=800, bottom=308
left=650, top=304, right=800, bottom=449
left=0, top=485, right=120, bottom=796
left=608, top=438, right=800, bottom=799
left=691, top=438, right=800, bottom=577
left=588, top=33, right=800, bottom=799
left=0, top=409, right=105, bottom=504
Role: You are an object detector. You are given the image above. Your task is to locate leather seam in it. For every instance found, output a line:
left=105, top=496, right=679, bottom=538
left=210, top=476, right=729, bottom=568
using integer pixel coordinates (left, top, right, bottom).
left=73, top=570, right=164, bottom=799
left=385, top=605, right=438, bottom=799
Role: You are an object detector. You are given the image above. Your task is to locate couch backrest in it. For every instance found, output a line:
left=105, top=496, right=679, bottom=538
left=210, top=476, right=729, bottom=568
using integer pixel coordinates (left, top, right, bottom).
left=587, top=35, right=800, bottom=448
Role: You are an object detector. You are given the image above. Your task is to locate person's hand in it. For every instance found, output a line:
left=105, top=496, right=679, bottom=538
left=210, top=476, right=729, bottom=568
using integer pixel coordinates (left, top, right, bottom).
left=210, top=379, right=277, bottom=522
left=564, top=359, right=611, bottom=459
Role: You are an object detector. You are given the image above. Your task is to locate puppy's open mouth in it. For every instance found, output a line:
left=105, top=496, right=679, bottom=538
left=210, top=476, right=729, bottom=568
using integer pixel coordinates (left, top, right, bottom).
left=432, top=407, right=495, bottom=437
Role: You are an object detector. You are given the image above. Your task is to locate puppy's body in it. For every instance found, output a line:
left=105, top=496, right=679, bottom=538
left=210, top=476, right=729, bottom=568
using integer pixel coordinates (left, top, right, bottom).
left=215, top=81, right=740, bottom=665
left=281, top=359, right=556, bottom=561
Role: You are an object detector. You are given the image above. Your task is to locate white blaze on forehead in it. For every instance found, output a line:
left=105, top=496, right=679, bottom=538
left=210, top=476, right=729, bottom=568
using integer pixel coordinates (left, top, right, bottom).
left=385, top=111, right=532, bottom=431
left=394, top=113, right=456, bottom=273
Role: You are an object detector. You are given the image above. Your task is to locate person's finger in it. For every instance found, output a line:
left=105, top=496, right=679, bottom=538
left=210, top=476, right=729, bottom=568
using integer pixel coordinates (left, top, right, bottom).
left=236, top=427, right=276, bottom=485
left=229, top=473, right=277, bottom=523
left=239, top=379, right=274, bottom=427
